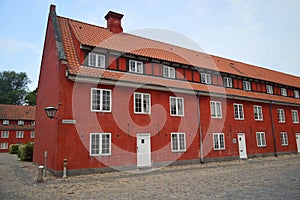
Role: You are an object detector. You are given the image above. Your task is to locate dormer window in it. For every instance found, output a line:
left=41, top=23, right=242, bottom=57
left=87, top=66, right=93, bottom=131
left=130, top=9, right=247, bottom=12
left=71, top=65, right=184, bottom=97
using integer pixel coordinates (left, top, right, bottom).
left=18, top=120, right=24, bottom=126
left=243, top=81, right=251, bottom=91
left=223, top=77, right=232, bottom=88
left=3, top=120, right=9, bottom=125
left=129, top=60, right=143, bottom=74
left=163, top=65, right=175, bottom=79
left=31, top=121, right=35, bottom=125
left=281, top=88, right=287, bottom=96
left=294, top=90, right=299, bottom=99
left=266, top=85, right=273, bottom=94
left=88, top=53, right=105, bottom=68
left=201, top=73, right=211, bottom=84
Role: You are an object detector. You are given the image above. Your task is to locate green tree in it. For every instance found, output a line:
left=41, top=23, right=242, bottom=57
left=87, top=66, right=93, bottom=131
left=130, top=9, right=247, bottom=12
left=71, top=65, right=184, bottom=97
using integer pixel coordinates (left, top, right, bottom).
left=0, top=70, right=31, bottom=105
left=25, top=89, right=37, bottom=106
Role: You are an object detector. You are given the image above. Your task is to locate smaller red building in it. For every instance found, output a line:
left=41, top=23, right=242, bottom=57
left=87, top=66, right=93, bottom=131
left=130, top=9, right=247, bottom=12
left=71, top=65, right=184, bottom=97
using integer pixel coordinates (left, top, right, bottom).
left=0, top=104, right=36, bottom=152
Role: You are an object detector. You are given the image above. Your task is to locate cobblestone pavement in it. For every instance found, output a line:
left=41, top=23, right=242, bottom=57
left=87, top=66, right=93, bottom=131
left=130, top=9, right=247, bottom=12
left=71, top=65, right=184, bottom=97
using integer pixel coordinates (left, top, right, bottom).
left=0, top=153, right=299, bottom=200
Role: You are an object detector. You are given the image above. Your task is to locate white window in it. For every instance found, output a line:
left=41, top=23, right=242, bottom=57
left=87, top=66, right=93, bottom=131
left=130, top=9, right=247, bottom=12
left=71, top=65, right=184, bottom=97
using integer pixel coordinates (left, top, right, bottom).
left=1, top=131, right=9, bottom=138
left=134, top=92, right=151, bottom=114
left=281, top=88, right=287, bottom=96
left=243, top=81, right=251, bottom=91
left=277, top=109, right=285, bottom=123
left=31, top=121, right=35, bottom=125
left=171, top=132, right=186, bottom=152
left=292, top=110, right=299, bottom=124
left=253, top=105, right=263, bottom=121
left=170, top=97, right=184, bottom=117
left=294, top=90, right=299, bottom=99
left=3, top=120, right=9, bottom=125
left=256, top=132, right=266, bottom=147
left=266, top=85, right=273, bottom=94
left=0, top=142, right=8, bottom=149
left=234, top=103, right=244, bottom=120
left=213, top=133, right=225, bottom=150
left=163, top=65, right=175, bottom=79
left=223, top=77, right=232, bottom=88
left=30, top=131, right=35, bottom=138
left=90, top=133, right=111, bottom=156
left=16, top=131, right=24, bottom=138
left=129, top=60, right=143, bottom=74
left=280, top=132, right=288, bottom=146
left=210, top=101, right=222, bottom=118
left=91, top=88, right=112, bottom=112
left=88, top=53, right=105, bottom=68
left=201, top=73, right=211, bottom=84
left=18, top=120, right=24, bottom=126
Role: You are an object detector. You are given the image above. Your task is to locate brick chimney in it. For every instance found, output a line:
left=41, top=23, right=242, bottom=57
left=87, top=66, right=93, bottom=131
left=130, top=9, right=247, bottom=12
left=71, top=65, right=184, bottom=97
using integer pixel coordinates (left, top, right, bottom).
left=104, top=11, right=124, bottom=33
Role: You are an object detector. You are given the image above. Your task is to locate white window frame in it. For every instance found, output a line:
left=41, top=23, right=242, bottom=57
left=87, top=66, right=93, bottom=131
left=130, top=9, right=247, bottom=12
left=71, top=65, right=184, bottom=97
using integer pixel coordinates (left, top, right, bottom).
left=1, top=131, right=9, bottom=138
left=170, top=97, right=184, bottom=117
left=234, top=103, right=244, bottom=120
left=88, top=53, right=105, bottom=68
left=3, top=120, right=9, bottom=125
left=134, top=92, right=151, bottom=114
left=292, top=110, right=299, bottom=124
left=201, top=73, right=211, bottom=84
left=90, top=133, right=111, bottom=156
left=163, top=65, right=175, bottom=79
left=213, top=133, right=225, bottom=150
left=31, top=121, right=35, bottom=125
left=91, top=88, right=112, bottom=112
left=18, top=120, right=24, bottom=126
left=281, top=88, right=287, bottom=96
left=253, top=105, right=263, bottom=121
left=266, top=85, right=273, bottom=94
left=16, top=131, right=24, bottom=138
left=280, top=132, right=288, bottom=146
left=0, top=142, right=8, bottom=149
left=210, top=101, right=222, bottom=118
left=30, top=131, right=35, bottom=138
left=129, top=60, right=143, bottom=74
left=171, top=132, right=186, bottom=152
left=256, top=132, right=266, bottom=147
left=294, top=90, right=299, bottom=99
left=277, top=109, right=285, bottom=123
left=243, top=81, right=251, bottom=91
left=223, top=77, right=232, bottom=88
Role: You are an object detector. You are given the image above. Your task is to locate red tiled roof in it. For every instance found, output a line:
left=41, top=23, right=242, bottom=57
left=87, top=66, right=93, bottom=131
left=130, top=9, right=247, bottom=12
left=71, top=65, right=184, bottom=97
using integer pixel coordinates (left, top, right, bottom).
left=0, top=125, right=34, bottom=131
left=0, top=104, right=35, bottom=120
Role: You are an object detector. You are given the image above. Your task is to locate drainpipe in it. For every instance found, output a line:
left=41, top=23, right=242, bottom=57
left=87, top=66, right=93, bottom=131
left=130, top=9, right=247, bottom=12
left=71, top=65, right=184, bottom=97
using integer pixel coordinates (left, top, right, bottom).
left=270, top=102, right=278, bottom=157
left=197, top=94, right=204, bottom=164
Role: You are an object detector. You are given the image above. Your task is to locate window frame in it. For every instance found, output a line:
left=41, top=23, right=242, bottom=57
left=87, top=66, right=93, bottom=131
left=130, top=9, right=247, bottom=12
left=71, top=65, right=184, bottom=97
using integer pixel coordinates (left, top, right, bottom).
left=90, top=133, right=111, bottom=156
left=280, top=132, right=288, bottom=146
left=253, top=105, right=263, bottom=121
left=213, top=133, right=225, bottom=150
left=201, top=73, right=212, bottom=84
left=281, top=88, right=287, bottom=96
left=277, top=109, right=285, bottom=123
left=256, top=132, right=266, bottom=147
left=3, top=120, right=9, bottom=125
left=91, top=88, right=112, bottom=112
left=134, top=92, right=151, bottom=114
left=210, top=101, right=222, bottom=119
left=294, top=90, right=300, bottom=99
left=0, top=142, right=8, bottom=149
left=31, top=121, right=35, bottom=125
left=129, top=60, right=143, bottom=74
left=88, top=53, right=105, bottom=68
left=30, top=131, right=35, bottom=138
left=1, top=131, right=9, bottom=138
left=243, top=81, right=251, bottom=91
left=223, top=77, right=233, bottom=88
left=18, top=120, right=24, bottom=126
left=170, top=96, right=185, bottom=117
left=16, top=131, right=24, bottom=138
left=171, top=132, right=186, bottom=152
left=163, top=65, right=176, bottom=79
left=234, top=103, right=244, bottom=120
left=266, top=85, right=273, bottom=94
left=292, top=110, right=299, bottom=124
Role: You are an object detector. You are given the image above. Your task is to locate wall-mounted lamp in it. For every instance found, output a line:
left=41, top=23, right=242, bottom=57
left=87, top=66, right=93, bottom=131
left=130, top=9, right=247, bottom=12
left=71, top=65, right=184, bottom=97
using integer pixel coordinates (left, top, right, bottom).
left=44, top=106, right=58, bottom=119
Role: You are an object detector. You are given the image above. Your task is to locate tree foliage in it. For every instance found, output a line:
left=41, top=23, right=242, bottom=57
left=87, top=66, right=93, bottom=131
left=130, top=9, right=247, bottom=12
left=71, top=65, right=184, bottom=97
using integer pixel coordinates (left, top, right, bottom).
left=0, top=70, right=31, bottom=105
left=25, top=89, right=37, bottom=106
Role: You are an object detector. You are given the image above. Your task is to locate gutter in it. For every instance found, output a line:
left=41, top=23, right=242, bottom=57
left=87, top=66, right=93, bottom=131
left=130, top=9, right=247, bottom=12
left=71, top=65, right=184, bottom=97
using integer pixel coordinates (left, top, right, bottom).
left=270, top=102, right=278, bottom=157
left=197, top=94, right=204, bottom=164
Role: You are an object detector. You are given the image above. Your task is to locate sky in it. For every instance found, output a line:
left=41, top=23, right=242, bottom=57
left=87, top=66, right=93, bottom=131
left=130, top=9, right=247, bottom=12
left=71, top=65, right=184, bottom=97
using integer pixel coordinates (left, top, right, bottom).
left=0, top=0, right=299, bottom=90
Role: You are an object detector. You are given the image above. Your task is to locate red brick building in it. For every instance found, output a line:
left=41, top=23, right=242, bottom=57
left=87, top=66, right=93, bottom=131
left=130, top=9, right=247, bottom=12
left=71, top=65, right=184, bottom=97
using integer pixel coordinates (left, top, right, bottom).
left=34, top=5, right=300, bottom=176
left=0, top=104, right=35, bottom=152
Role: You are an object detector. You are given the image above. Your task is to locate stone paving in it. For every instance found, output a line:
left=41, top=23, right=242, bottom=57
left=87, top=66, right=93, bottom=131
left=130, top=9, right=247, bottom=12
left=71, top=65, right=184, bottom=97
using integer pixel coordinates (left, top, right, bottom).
left=0, top=153, right=299, bottom=199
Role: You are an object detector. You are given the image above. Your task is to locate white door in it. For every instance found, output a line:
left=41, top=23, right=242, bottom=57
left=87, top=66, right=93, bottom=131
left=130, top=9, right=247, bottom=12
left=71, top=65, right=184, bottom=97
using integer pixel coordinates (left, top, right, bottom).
left=137, top=133, right=151, bottom=167
left=238, top=133, right=247, bottom=159
left=296, top=133, right=300, bottom=153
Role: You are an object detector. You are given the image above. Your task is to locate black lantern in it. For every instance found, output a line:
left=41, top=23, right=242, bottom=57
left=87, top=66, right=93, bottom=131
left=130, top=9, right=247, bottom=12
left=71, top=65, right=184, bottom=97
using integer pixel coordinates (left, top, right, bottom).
left=44, top=106, right=58, bottom=119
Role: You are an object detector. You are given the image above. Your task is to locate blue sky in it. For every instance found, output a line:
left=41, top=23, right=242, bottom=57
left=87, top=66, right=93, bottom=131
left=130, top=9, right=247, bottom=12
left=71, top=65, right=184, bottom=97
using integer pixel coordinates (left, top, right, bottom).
left=0, top=0, right=299, bottom=90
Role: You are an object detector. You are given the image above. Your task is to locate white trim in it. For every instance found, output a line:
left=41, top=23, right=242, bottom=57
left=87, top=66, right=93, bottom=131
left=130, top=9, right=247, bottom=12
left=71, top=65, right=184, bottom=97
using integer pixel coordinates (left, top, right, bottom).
left=163, top=65, right=176, bottom=79
left=89, top=133, right=111, bottom=156
left=88, top=53, right=105, bottom=68
left=223, top=77, right=232, bottom=88
left=30, top=131, right=35, bottom=138
left=280, top=132, right=288, bottom=146
left=210, top=101, right=222, bottom=118
left=129, top=60, right=143, bottom=74
left=243, top=81, right=251, bottom=91
left=266, top=85, right=273, bottom=94
left=253, top=105, right=263, bottom=121
left=18, top=120, right=24, bottom=126
left=201, top=73, right=211, bottom=84
left=292, top=110, right=299, bottom=124
left=1, top=131, right=9, bottom=138
left=2, top=120, right=9, bottom=125
left=171, top=132, right=186, bottom=152
left=90, top=88, right=112, bottom=112
left=170, top=96, right=185, bottom=117
left=277, top=109, right=285, bottom=123
left=281, top=88, right=287, bottom=96
left=256, top=132, right=266, bottom=147
left=16, top=131, right=24, bottom=138
left=134, top=92, right=151, bottom=114
left=234, top=103, right=244, bottom=120
left=294, top=90, right=300, bottom=99
left=0, top=142, right=8, bottom=149
left=213, top=133, right=225, bottom=150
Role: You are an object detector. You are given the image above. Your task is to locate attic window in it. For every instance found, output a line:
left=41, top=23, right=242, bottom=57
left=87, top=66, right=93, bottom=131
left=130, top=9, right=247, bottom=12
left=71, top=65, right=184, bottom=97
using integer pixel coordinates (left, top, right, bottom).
left=163, top=65, right=175, bottom=79
left=129, top=60, right=143, bottom=74
left=294, top=90, right=299, bottom=99
left=88, top=53, right=105, bottom=68
left=243, top=81, right=251, bottom=91
left=3, top=120, right=9, bottom=125
left=281, top=88, right=287, bottom=96
left=18, top=120, right=24, bottom=126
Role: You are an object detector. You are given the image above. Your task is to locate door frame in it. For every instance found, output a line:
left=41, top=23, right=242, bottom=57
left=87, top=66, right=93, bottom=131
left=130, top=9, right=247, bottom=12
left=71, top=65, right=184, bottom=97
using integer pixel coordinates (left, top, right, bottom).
left=238, top=133, right=247, bottom=159
left=136, top=133, right=151, bottom=167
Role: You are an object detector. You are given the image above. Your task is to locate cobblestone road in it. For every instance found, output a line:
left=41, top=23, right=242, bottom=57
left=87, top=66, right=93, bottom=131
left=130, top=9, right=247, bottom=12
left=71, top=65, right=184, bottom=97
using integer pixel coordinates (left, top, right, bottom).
left=0, top=153, right=299, bottom=199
